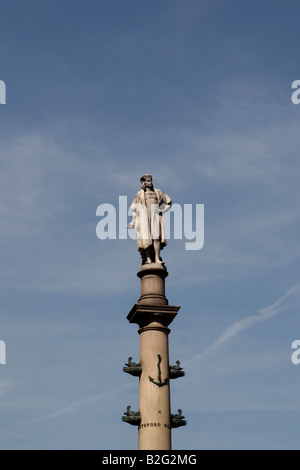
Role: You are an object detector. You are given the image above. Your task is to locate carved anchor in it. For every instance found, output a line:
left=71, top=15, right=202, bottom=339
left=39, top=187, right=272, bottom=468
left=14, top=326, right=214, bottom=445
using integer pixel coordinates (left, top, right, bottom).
left=149, top=354, right=169, bottom=388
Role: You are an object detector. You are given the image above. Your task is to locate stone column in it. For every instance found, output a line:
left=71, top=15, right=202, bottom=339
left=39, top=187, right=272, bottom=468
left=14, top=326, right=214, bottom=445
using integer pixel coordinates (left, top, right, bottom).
left=127, top=264, right=180, bottom=450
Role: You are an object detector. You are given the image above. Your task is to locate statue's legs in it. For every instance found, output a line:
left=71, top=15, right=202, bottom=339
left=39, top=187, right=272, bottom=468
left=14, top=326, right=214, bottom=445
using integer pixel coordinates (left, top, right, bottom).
left=142, top=243, right=163, bottom=265
left=145, top=247, right=152, bottom=264
left=153, top=240, right=162, bottom=264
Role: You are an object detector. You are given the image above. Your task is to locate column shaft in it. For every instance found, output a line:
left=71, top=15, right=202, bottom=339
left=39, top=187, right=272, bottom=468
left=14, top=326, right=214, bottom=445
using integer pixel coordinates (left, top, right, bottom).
left=138, top=324, right=171, bottom=450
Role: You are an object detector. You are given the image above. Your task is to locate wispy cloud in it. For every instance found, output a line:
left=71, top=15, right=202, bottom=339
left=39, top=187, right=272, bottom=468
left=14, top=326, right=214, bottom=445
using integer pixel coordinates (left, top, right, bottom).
left=13, top=382, right=133, bottom=428
left=186, top=284, right=300, bottom=367
left=0, top=380, right=13, bottom=399
left=17, top=286, right=300, bottom=426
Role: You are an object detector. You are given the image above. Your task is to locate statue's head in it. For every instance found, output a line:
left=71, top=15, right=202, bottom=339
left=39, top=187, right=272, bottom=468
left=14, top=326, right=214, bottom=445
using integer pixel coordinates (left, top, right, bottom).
left=140, top=174, right=153, bottom=190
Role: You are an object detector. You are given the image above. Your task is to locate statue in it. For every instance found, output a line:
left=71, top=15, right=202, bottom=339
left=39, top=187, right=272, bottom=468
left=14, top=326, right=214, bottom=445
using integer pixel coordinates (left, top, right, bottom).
left=128, top=175, right=172, bottom=265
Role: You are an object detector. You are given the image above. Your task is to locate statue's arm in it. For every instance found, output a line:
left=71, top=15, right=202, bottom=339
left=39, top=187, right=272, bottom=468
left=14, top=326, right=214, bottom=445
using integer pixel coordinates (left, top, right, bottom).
left=128, top=194, right=138, bottom=228
left=130, top=194, right=138, bottom=212
left=158, top=190, right=172, bottom=214
left=127, top=216, right=136, bottom=229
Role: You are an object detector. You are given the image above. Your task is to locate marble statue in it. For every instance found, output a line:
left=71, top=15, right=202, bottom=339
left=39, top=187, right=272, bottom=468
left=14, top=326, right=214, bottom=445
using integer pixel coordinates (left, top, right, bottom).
left=128, top=175, right=172, bottom=265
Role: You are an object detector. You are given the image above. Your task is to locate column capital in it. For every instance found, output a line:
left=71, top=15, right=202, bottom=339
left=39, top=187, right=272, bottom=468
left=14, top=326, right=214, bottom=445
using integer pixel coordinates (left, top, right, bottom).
left=127, top=303, right=180, bottom=328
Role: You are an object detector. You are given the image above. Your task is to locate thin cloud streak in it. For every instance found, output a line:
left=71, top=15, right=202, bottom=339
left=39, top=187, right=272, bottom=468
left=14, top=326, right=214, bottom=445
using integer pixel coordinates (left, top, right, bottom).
left=16, top=285, right=299, bottom=426
left=186, top=284, right=300, bottom=367
left=13, top=382, right=134, bottom=428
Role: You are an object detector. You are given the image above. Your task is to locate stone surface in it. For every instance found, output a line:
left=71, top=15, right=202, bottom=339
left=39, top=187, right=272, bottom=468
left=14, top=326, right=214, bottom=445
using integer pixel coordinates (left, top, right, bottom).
left=125, top=183, right=184, bottom=449
left=126, top=263, right=181, bottom=450
left=138, top=323, right=171, bottom=449
left=137, top=263, right=168, bottom=305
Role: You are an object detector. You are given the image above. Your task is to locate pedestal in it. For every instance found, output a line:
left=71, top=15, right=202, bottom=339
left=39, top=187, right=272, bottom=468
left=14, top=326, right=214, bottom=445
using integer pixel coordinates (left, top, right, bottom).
left=126, top=264, right=181, bottom=450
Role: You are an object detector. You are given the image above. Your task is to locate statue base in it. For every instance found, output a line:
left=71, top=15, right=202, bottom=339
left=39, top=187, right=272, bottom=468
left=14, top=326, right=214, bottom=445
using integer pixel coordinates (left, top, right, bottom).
left=137, top=263, right=168, bottom=306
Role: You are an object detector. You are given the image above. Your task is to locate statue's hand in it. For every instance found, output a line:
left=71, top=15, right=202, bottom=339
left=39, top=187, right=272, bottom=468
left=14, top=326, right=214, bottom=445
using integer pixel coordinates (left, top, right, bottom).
left=159, top=204, right=171, bottom=214
left=127, top=222, right=135, bottom=229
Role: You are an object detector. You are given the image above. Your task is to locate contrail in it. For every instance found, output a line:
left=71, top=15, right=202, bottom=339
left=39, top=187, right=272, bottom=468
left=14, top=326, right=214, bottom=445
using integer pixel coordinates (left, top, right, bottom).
left=186, top=283, right=300, bottom=367
left=13, top=285, right=300, bottom=428
left=14, top=382, right=133, bottom=428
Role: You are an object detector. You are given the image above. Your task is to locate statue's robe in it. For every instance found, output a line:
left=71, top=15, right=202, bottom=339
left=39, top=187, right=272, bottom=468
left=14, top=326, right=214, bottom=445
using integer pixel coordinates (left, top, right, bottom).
left=130, top=189, right=172, bottom=252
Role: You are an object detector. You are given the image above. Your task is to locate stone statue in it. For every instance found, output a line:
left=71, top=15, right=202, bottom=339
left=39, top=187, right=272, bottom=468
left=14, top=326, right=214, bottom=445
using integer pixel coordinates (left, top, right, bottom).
left=128, top=175, right=172, bottom=265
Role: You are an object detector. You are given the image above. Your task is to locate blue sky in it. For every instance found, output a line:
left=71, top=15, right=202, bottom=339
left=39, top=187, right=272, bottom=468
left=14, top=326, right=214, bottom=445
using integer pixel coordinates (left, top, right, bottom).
left=0, top=0, right=300, bottom=449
